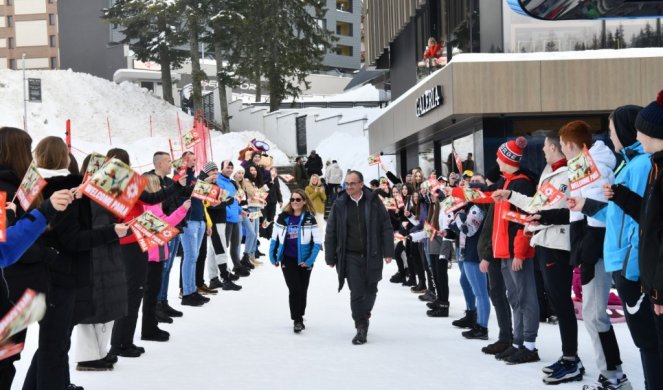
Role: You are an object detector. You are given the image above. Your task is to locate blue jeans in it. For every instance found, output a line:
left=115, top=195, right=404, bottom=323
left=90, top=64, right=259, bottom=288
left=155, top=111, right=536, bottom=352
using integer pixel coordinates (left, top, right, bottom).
left=459, top=260, right=477, bottom=311
left=157, top=235, right=181, bottom=303
left=463, top=261, right=490, bottom=328
left=181, top=220, right=206, bottom=296
left=240, top=214, right=257, bottom=255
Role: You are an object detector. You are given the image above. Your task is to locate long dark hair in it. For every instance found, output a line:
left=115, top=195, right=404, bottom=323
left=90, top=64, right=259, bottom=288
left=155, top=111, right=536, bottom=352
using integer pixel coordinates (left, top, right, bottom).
left=0, top=127, right=33, bottom=179
left=427, top=198, right=440, bottom=230
left=107, top=148, right=130, bottom=165
left=282, top=188, right=315, bottom=215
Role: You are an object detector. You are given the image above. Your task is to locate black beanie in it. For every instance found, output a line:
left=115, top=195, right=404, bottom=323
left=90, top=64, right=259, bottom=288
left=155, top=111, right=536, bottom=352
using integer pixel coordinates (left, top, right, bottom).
left=612, top=105, right=642, bottom=148
left=635, top=90, right=663, bottom=140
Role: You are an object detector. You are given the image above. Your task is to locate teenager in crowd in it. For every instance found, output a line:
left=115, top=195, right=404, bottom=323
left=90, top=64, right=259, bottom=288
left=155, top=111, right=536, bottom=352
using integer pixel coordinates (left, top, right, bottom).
left=234, top=167, right=258, bottom=270
left=141, top=174, right=191, bottom=341
left=492, top=131, right=583, bottom=383
left=194, top=164, right=220, bottom=296
left=22, top=137, right=129, bottom=390
left=217, top=161, right=250, bottom=277
left=389, top=185, right=409, bottom=284
left=605, top=93, right=663, bottom=389
left=425, top=194, right=454, bottom=317
left=269, top=189, right=321, bottom=333
left=532, top=121, right=631, bottom=389
left=243, top=165, right=266, bottom=266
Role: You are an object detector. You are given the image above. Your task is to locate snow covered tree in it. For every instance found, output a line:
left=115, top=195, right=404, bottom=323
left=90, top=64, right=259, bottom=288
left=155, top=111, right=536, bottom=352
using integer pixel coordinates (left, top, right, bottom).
left=103, top=0, right=188, bottom=105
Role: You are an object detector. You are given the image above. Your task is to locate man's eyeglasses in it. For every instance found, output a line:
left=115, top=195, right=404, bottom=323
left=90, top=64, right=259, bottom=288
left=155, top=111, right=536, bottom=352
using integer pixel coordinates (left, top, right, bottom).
left=290, top=197, right=304, bottom=203
left=344, top=182, right=360, bottom=187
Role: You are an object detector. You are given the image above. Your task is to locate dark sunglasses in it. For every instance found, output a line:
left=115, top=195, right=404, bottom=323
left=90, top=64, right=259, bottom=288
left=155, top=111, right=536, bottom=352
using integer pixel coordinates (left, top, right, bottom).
left=290, top=197, right=304, bottom=203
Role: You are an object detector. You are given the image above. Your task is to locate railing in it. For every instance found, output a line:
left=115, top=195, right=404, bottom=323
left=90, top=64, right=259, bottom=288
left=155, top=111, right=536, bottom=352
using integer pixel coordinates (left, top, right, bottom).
left=248, top=101, right=390, bottom=109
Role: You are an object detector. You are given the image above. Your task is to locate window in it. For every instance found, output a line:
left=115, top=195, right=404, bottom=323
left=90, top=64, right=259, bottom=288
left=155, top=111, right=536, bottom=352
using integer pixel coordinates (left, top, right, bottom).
left=336, top=21, right=353, bottom=37
left=7, top=37, right=14, bottom=49
left=336, top=0, right=352, bottom=12
left=48, top=14, right=55, bottom=26
left=6, top=0, right=12, bottom=5
left=49, top=35, right=56, bottom=47
left=7, top=16, right=13, bottom=27
left=50, top=57, right=57, bottom=69
left=334, top=44, right=353, bottom=57
left=9, top=59, right=16, bottom=70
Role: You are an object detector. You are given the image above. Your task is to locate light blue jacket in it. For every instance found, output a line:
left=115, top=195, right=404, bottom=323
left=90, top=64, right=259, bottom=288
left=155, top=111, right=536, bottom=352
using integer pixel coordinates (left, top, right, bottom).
left=269, top=211, right=321, bottom=267
left=217, top=174, right=241, bottom=223
left=590, top=142, right=649, bottom=280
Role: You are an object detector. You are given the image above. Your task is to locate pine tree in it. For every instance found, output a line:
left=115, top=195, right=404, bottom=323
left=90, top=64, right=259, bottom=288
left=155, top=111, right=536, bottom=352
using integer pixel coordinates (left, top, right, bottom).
left=231, top=0, right=335, bottom=112
left=614, top=24, right=626, bottom=49
left=103, top=0, right=188, bottom=105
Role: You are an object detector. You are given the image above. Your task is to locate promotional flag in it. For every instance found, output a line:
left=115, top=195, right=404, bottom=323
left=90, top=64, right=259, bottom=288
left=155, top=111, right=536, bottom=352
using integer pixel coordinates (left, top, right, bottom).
left=279, top=174, right=294, bottom=182
left=235, top=188, right=246, bottom=203
left=171, top=157, right=188, bottom=180
left=381, top=197, right=397, bottom=211
left=368, top=154, right=381, bottom=166
left=80, top=158, right=146, bottom=218
left=462, top=187, right=487, bottom=202
left=15, top=162, right=47, bottom=212
left=129, top=211, right=179, bottom=252
left=0, top=192, right=5, bottom=243
left=441, top=196, right=467, bottom=214
left=82, top=153, right=107, bottom=183
left=191, top=180, right=221, bottom=203
left=568, top=146, right=600, bottom=191
left=394, top=194, right=405, bottom=209
left=182, top=128, right=202, bottom=149
left=424, top=221, right=437, bottom=239
left=0, top=289, right=46, bottom=360
left=248, top=210, right=263, bottom=220
left=501, top=210, right=530, bottom=225
left=526, top=182, right=566, bottom=213
left=453, top=148, right=463, bottom=173
left=255, top=185, right=270, bottom=201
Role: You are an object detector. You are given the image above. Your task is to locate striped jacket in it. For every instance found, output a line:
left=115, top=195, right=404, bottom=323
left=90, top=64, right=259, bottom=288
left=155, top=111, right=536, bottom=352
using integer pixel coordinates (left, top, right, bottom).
left=269, top=211, right=322, bottom=267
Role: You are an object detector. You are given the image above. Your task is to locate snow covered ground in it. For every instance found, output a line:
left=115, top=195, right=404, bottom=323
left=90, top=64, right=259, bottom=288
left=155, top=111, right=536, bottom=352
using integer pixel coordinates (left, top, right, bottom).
left=11, top=240, right=645, bottom=390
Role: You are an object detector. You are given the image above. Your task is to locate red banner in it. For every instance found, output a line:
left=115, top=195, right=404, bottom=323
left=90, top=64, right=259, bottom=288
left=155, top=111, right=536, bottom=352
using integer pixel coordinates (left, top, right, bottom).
left=568, top=146, right=600, bottom=191
left=16, top=162, right=47, bottom=212
left=129, top=211, right=179, bottom=252
left=368, top=154, right=381, bottom=166
left=501, top=210, right=529, bottom=225
left=191, top=181, right=221, bottom=203
left=80, top=158, right=146, bottom=218
left=526, top=182, right=565, bottom=213
left=441, top=196, right=467, bottom=214
left=0, top=192, right=6, bottom=243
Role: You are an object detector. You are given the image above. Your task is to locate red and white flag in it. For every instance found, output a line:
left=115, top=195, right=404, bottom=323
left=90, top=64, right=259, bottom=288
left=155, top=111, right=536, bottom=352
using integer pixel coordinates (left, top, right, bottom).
left=80, top=158, right=146, bottom=218
left=16, top=162, right=47, bottom=212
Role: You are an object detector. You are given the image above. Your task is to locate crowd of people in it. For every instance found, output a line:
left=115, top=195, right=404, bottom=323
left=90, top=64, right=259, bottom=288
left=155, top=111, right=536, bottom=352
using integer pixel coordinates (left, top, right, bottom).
left=1, top=90, right=663, bottom=390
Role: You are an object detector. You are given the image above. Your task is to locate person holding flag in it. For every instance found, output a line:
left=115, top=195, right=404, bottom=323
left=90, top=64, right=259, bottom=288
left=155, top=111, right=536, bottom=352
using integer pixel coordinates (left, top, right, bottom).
left=491, top=131, right=584, bottom=383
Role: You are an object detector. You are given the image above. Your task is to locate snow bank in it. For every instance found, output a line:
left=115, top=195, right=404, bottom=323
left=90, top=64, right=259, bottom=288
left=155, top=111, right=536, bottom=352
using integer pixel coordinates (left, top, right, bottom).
left=0, top=69, right=289, bottom=172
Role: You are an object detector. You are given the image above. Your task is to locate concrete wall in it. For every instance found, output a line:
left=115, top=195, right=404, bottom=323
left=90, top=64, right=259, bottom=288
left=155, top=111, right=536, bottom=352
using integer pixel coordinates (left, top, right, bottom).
left=229, top=101, right=378, bottom=157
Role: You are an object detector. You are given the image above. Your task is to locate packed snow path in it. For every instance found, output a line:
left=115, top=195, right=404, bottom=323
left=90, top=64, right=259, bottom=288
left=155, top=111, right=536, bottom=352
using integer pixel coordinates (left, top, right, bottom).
left=13, top=239, right=644, bottom=389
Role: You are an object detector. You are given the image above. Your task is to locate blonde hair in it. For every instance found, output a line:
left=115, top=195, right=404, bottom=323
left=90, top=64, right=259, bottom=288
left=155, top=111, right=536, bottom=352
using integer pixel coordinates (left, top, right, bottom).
left=144, top=173, right=161, bottom=193
left=309, top=174, right=320, bottom=186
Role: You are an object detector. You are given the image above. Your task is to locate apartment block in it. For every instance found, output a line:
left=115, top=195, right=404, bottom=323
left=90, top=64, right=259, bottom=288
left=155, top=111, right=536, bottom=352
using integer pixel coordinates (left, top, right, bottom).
left=322, top=0, right=362, bottom=71
left=0, top=0, right=59, bottom=70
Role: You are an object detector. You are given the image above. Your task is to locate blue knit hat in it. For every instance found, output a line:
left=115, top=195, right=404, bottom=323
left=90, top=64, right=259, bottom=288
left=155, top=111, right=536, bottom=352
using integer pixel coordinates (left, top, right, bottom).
left=635, top=90, right=663, bottom=140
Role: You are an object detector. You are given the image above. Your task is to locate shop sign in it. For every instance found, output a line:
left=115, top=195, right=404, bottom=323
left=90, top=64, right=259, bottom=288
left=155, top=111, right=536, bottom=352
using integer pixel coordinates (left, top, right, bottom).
left=415, top=85, right=443, bottom=117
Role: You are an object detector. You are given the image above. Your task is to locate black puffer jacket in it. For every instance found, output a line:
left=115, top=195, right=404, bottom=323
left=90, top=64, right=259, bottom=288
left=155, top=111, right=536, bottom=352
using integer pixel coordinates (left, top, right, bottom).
left=79, top=202, right=128, bottom=324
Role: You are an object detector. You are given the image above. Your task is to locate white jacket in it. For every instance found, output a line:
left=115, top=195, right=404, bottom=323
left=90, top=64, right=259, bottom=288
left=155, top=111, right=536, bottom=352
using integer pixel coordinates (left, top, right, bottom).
left=326, top=163, right=343, bottom=185
left=568, top=141, right=615, bottom=227
left=509, top=164, right=571, bottom=251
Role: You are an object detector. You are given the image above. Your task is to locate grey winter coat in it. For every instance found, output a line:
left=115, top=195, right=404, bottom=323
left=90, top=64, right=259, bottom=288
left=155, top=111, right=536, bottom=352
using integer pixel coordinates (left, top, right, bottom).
left=325, top=187, right=395, bottom=291
left=79, top=203, right=128, bottom=324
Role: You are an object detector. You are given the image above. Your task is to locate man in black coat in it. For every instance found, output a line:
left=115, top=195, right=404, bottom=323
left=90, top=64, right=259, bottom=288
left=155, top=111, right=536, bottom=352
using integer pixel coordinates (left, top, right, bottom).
left=325, top=171, right=394, bottom=345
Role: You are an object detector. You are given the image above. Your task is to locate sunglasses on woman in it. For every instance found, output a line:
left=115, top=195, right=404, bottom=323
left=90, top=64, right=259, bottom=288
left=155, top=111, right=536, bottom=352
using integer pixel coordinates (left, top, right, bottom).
left=290, top=197, right=304, bottom=203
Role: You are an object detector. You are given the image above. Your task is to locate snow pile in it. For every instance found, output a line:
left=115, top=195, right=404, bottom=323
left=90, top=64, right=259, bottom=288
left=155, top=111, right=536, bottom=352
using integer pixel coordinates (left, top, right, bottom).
left=315, top=132, right=396, bottom=182
left=0, top=69, right=289, bottom=172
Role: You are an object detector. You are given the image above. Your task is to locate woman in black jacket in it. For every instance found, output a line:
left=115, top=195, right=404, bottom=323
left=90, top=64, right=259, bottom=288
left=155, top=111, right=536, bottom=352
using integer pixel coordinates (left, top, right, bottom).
left=0, top=128, right=74, bottom=390
left=22, top=137, right=129, bottom=390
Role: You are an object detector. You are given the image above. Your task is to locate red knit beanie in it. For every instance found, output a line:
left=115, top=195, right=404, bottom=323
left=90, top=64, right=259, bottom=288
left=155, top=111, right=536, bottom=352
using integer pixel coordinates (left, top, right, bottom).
left=497, top=136, right=528, bottom=167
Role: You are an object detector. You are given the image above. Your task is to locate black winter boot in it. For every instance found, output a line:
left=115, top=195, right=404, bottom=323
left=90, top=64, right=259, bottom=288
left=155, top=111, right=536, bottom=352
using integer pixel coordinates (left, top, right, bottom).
left=426, top=302, right=449, bottom=317
left=240, top=253, right=255, bottom=270
left=462, top=325, right=488, bottom=340
left=452, top=310, right=477, bottom=329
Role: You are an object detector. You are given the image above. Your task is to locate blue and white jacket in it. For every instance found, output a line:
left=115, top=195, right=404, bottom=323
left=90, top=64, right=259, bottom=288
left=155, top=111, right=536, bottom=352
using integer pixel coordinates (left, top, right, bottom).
left=586, top=141, right=650, bottom=281
left=269, top=211, right=322, bottom=267
left=1, top=208, right=49, bottom=268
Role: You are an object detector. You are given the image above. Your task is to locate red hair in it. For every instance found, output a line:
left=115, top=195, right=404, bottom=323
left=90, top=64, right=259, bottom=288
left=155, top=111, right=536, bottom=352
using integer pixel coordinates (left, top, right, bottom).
left=559, top=120, right=592, bottom=149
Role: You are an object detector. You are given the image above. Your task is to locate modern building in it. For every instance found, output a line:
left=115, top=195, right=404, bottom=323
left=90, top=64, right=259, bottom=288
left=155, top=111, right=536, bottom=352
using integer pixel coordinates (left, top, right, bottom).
left=0, top=0, right=60, bottom=70
left=321, top=0, right=362, bottom=72
left=364, top=0, right=663, bottom=177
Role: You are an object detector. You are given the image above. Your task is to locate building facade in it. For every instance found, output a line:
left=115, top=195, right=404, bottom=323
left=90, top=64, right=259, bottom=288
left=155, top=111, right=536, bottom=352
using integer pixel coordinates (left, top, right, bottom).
left=0, top=0, right=59, bottom=70
left=321, top=0, right=362, bottom=71
left=365, top=0, right=663, bottom=177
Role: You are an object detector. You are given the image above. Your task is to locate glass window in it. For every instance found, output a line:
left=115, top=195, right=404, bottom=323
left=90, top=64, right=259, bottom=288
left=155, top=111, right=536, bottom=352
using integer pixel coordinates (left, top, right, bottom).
left=7, top=37, right=14, bottom=49
left=49, top=35, right=56, bottom=47
left=336, top=0, right=352, bottom=13
left=334, top=44, right=353, bottom=57
left=48, top=14, right=56, bottom=26
left=7, top=16, right=13, bottom=27
left=336, top=21, right=353, bottom=37
left=50, top=57, right=57, bottom=69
